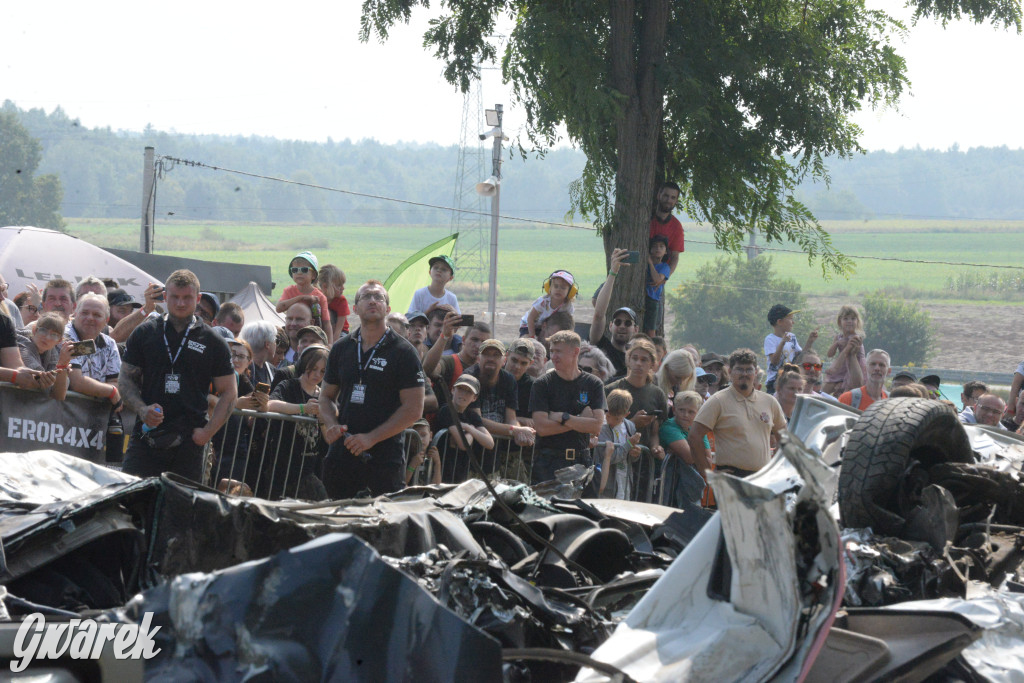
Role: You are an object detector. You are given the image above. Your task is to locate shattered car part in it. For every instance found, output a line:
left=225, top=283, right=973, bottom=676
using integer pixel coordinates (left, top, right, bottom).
left=578, top=435, right=843, bottom=682
left=106, top=533, right=503, bottom=682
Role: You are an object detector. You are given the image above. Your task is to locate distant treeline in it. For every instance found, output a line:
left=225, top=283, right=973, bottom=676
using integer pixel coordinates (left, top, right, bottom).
left=8, top=101, right=1024, bottom=225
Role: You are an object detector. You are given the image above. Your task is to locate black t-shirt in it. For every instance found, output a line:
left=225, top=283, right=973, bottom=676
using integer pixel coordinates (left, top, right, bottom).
left=0, top=314, right=15, bottom=350
left=515, top=374, right=534, bottom=420
left=323, top=328, right=424, bottom=463
left=529, top=370, right=606, bottom=451
left=123, top=316, right=233, bottom=428
left=434, top=404, right=484, bottom=449
left=464, top=365, right=518, bottom=422
left=598, top=335, right=627, bottom=379
left=269, top=378, right=327, bottom=460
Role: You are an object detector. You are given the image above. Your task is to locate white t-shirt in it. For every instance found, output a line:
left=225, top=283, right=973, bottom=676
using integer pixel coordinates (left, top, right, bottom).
left=519, top=295, right=575, bottom=327
left=610, top=421, right=630, bottom=500
left=764, top=332, right=802, bottom=383
left=408, top=287, right=460, bottom=316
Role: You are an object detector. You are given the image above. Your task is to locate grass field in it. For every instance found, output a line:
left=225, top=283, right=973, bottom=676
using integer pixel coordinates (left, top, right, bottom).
left=66, top=218, right=1024, bottom=303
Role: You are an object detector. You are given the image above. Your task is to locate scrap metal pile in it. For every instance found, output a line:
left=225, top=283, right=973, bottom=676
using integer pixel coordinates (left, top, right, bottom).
left=1, top=396, right=1024, bottom=680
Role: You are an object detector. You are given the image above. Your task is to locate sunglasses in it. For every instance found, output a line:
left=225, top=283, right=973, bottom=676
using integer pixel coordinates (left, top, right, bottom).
left=612, top=318, right=634, bottom=327
left=802, top=362, right=823, bottom=371
left=697, top=375, right=715, bottom=384
left=579, top=365, right=595, bottom=373
left=290, top=266, right=313, bottom=274
left=21, top=305, right=38, bottom=314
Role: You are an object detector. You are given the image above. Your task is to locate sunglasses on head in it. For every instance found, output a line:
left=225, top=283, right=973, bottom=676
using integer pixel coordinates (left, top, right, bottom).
left=802, top=362, right=823, bottom=371
left=612, top=318, right=634, bottom=327
left=290, top=266, right=313, bottom=274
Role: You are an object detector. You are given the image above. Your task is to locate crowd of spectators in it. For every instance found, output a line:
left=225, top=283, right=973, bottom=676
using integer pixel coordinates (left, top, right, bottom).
left=4, top=200, right=1024, bottom=511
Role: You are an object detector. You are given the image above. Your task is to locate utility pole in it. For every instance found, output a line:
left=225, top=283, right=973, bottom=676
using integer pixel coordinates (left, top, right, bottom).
left=476, top=104, right=504, bottom=331
left=140, top=147, right=156, bottom=253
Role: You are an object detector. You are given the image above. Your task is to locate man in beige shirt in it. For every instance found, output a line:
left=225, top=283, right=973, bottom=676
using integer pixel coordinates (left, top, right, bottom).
left=688, top=348, right=787, bottom=477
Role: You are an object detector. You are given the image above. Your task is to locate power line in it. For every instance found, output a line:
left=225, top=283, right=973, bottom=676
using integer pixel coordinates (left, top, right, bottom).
left=157, top=155, right=1024, bottom=271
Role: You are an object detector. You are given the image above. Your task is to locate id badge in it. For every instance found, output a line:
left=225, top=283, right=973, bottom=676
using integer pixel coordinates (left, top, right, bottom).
left=165, top=373, right=181, bottom=395
left=351, top=383, right=367, bottom=405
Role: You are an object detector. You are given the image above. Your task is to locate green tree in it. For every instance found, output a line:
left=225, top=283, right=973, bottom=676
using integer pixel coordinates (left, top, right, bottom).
left=359, top=0, right=1019, bottom=316
left=0, top=111, right=64, bottom=230
left=862, top=291, right=933, bottom=366
left=670, top=255, right=810, bottom=354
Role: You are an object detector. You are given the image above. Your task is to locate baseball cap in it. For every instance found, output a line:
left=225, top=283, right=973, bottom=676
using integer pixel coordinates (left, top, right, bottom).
left=107, top=289, right=142, bottom=309
left=289, top=251, right=319, bottom=275
left=768, top=304, right=798, bottom=325
left=701, top=352, right=725, bottom=368
left=892, top=370, right=917, bottom=382
left=549, top=270, right=575, bottom=287
left=199, top=292, right=220, bottom=318
left=920, top=374, right=941, bottom=388
left=212, top=326, right=235, bottom=341
left=479, top=339, right=507, bottom=355
left=612, top=307, right=638, bottom=324
left=429, top=255, right=455, bottom=276
left=508, top=338, right=535, bottom=359
left=453, top=374, right=480, bottom=394
left=407, top=310, right=429, bottom=325
left=297, top=325, right=329, bottom=346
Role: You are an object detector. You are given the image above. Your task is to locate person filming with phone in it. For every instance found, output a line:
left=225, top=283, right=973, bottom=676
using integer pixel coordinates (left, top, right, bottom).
left=119, top=269, right=236, bottom=481
left=604, top=337, right=667, bottom=462
left=65, top=294, right=123, bottom=410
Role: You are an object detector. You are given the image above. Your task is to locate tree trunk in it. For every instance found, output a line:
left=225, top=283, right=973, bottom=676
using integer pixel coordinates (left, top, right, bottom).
left=606, top=0, right=668, bottom=319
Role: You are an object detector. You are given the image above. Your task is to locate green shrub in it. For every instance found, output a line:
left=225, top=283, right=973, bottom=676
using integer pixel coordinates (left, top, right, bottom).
left=862, top=291, right=933, bottom=365
left=669, top=256, right=811, bottom=355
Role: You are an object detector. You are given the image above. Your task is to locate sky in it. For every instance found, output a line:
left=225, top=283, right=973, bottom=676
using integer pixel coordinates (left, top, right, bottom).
left=2, top=2, right=1022, bottom=151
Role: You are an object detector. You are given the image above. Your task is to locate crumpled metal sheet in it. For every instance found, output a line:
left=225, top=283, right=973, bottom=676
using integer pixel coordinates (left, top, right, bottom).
left=883, top=588, right=1024, bottom=682
left=0, top=449, right=137, bottom=505
left=577, top=435, right=842, bottom=682
left=106, top=533, right=503, bottom=682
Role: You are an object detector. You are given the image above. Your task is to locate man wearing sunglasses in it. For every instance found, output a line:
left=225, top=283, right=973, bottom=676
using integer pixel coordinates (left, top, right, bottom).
left=795, top=350, right=840, bottom=403
left=589, top=248, right=637, bottom=380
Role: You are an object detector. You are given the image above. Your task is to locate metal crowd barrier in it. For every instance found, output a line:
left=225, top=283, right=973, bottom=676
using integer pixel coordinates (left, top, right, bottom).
left=405, top=432, right=536, bottom=487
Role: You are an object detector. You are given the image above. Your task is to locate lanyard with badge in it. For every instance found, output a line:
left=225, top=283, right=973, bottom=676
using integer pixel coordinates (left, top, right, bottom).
left=162, top=315, right=195, bottom=395
left=351, top=329, right=389, bottom=405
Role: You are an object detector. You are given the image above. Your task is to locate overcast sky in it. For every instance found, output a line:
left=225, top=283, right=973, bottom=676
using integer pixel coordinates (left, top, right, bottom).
left=2, top=2, right=1021, bottom=151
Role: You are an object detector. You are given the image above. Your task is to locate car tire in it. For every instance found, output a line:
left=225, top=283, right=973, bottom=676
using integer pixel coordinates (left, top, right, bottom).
left=838, top=397, right=973, bottom=534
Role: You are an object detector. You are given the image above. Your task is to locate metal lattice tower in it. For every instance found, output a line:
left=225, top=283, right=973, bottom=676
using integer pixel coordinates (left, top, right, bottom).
left=449, top=79, right=488, bottom=300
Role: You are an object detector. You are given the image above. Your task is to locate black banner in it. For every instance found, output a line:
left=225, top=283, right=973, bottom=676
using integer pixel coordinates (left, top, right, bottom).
left=0, top=383, right=109, bottom=462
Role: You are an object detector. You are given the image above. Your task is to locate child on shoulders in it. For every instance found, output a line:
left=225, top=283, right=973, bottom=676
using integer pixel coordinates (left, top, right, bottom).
left=408, top=255, right=460, bottom=316
left=276, top=251, right=333, bottom=343
left=519, top=270, right=577, bottom=337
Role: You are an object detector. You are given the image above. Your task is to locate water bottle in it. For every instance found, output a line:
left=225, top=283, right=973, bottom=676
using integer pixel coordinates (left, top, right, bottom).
left=142, top=406, right=162, bottom=433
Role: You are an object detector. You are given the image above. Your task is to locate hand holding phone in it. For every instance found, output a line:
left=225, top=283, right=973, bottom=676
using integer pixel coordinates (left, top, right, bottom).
left=623, top=250, right=641, bottom=264
left=69, top=340, right=97, bottom=357
left=459, top=314, right=475, bottom=328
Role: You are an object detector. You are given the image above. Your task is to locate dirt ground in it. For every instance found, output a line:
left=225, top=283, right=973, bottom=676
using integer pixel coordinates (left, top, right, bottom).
left=456, top=295, right=1023, bottom=374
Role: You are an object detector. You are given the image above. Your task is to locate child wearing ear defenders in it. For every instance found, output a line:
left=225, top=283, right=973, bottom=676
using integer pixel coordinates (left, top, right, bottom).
left=519, top=270, right=577, bottom=338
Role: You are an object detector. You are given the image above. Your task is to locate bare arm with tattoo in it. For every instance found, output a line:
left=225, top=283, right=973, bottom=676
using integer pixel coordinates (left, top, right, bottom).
left=119, top=362, right=163, bottom=427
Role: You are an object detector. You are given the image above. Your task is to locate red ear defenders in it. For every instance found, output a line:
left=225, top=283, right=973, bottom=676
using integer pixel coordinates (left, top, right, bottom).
left=543, top=271, right=578, bottom=300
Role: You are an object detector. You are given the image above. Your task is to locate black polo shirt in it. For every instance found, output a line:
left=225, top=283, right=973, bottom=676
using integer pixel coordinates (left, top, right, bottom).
left=123, top=316, right=233, bottom=428
left=323, top=328, right=424, bottom=464
left=464, top=364, right=518, bottom=422
left=529, top=370, right=606, bottom=452
left=0, top=314, right=15, bottom=350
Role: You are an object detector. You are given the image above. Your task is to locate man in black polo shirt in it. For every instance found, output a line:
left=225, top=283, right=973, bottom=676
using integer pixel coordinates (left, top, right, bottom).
left=319, top=280, right=425, bottom=498
left=588, top=248, right=637, bottom=380
left=119, top=269, right=236, bottom=481
left=530, top=330, right=605, bottom=484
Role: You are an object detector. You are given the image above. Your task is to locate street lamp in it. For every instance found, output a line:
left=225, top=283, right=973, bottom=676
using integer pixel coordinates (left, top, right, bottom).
left=476, top=104, right=505, bottom=331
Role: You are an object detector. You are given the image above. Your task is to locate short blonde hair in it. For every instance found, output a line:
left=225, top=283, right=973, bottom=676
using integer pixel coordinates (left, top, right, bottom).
left=673, top=390, right=704, bottom=411
left=606, top=389, right=633, bottom=415
left=548, top=330, right=581, bottom=348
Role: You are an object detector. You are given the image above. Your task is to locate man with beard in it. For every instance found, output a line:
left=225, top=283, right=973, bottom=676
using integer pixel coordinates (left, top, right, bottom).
left=505, top=339, right=536, bottom=427
left=795, top=349, right=839, bottom=402
left=688, top=348, right=786, bottom=478
left=649, top=181, right=685, bottom=276
left=589, top=248, right=637, bottom=379
left=319, top=280, right=425, bottom=497
left=423, top=312, right=488, bottom=392
left=464, top=339, right=535, bottom=446
left=839, top=349, right=890, bottom=411
left=120, top=270, right=236, bottom=480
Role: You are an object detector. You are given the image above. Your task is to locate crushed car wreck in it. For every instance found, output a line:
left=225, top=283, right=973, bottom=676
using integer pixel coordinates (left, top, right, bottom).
left=3, top=395, right=1024, bottom=680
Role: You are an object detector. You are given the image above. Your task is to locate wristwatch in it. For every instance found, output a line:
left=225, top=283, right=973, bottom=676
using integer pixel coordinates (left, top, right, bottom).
left=560, top=412, right=571, bottom=425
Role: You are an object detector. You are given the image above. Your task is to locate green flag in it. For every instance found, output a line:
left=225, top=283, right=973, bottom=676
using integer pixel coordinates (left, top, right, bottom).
left=384, top=233, right=458, bottom=314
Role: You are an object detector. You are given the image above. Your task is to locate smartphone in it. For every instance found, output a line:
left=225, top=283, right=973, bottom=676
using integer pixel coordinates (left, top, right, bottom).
left=460, top=314, right=475, bottom=327
left=69, top=340, right=96, bottom=357
left=652, top=410, right=665, bottom=420
left=255, top=382, right=271, bottom=395
left=154, top=287, right=166, bottom=302
left=623, top=250, right=641, bottom=264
